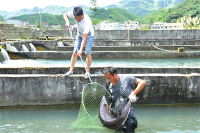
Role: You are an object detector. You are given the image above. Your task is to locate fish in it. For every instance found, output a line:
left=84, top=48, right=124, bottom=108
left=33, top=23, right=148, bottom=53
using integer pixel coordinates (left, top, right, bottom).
left=99, top=95, right=131, bottom=129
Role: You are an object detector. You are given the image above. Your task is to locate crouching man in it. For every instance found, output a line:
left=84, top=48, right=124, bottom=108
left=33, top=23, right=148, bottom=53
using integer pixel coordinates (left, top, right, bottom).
left=103, top=66, right=146, bottom=133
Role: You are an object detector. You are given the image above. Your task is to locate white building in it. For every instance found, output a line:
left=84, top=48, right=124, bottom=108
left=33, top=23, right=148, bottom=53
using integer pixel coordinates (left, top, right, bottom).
left=163, top=23, right=184, bottom=30
left=100, top=21, right=124, bottom=30
left=151, top=22, right=164, bottom=30
left=151, top=22, right=184, bottom=30
left=124, top=21, right=139, bottom=30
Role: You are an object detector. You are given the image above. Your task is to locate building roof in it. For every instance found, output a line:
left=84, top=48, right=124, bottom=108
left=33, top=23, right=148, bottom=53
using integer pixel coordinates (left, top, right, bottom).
left=164, top=23, right=183, bottom=26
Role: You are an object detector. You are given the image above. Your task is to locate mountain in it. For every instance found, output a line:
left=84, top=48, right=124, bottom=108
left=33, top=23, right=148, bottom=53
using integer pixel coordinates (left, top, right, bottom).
left=10, top=13, right=75, bottom=26
left=92, top=8, right=140, bottom=24
left=105, top=0, right=185, bottom=17
left=9, top=8, right=140, bottom=26
left=0, top=7, right=41, bottom=20
left=0, top=0, right=185, bottom=20
left=0, top=5, right=91, bottom=20
left=141, top=0, right=200, bottom=24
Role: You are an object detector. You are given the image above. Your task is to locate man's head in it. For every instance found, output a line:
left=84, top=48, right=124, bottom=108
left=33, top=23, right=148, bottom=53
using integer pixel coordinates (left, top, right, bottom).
left=73, top=7, right=84, bottom=22
left=103, top=66, right=118, bottom=83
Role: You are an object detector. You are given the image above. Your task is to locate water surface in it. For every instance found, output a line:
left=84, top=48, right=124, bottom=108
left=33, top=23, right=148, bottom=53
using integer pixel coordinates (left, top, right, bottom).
left=0, top=105, right=199, bottom=133
left=1, top=58, right=200, bottom=67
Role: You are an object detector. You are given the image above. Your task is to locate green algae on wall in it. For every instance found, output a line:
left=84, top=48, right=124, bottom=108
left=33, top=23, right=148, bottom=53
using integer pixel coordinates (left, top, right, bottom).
left=0, top=47, right=2, bottom=62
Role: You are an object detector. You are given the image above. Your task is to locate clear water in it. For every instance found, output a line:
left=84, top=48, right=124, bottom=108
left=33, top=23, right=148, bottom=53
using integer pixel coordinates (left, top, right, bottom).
left=29, top=43, right=37, bottom=51
left=0, top=105, right=199, bottom=133
left=1, top=58, right=200, bottom=67
left=0, top=48, right=10, bottom=61
left=21, top=45, right=28, bottom=52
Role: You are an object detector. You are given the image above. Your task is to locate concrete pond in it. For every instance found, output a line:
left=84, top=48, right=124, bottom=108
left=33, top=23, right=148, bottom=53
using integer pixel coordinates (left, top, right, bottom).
left=0, top=29, right=200, bottom=133
left=0, top=38, right=200, bottom=106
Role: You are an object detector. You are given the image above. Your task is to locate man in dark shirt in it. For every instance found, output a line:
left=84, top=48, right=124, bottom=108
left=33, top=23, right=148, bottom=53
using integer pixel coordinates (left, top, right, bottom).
left=103, top=66, right=146, bottom=132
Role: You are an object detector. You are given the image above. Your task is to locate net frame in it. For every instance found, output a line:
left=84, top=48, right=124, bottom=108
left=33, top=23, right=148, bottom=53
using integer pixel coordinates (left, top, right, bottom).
left=82, top=82, right=111, bottom=127
left=72, top=82, right=111, bottom=129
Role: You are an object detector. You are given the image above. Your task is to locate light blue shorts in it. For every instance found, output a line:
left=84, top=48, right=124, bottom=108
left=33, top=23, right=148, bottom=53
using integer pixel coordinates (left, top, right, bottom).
left=74, top=32, right=94, bottom=55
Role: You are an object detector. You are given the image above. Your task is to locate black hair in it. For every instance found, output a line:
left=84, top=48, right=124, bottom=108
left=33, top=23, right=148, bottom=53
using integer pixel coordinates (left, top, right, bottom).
left=73, top=7, right=83, bottom=16
left=103, top=66, right=117, bottom=76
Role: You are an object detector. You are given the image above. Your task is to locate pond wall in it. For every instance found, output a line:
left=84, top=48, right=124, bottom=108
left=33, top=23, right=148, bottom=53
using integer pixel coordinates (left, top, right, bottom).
left=0, top=73, right=199, bottom=106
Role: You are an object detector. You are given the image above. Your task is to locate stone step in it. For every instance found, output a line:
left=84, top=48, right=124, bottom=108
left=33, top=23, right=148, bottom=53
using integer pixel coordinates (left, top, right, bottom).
left=7, top=51, right=200, bottom=59
left=55, top=45, right=200, bottom=51
left=2, top=40, right=200, bottom=51
left=0, top=66, right=199, bottom=74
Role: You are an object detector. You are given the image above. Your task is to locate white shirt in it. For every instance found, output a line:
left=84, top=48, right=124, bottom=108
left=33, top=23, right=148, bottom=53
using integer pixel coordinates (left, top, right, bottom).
left=66, top=11, right=94, bottom=36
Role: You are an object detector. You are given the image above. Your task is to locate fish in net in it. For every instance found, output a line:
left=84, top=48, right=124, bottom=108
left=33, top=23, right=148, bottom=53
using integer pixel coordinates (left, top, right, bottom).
left=71, top=82, right=111, bottom=129
left=99, top=95, right=131, bottom=129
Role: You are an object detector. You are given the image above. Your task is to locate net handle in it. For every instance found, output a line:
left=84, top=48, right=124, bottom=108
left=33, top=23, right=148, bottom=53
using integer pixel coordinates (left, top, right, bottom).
left=81, top=82, right=111, bottom=127
left=69, top=30, right=92, bottom=83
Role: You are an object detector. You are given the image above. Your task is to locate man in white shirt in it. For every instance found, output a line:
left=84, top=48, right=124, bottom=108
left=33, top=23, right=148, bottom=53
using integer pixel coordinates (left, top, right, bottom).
left=63, top=7, right=94, bottom=79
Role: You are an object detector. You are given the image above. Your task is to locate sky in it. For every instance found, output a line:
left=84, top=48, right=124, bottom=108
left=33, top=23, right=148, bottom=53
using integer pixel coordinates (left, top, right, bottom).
left=0, top=0, right=122, bottom=12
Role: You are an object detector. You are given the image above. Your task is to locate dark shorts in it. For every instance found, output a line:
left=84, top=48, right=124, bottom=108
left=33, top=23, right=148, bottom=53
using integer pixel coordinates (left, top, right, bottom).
left=116, top=107, right=138, bottom=133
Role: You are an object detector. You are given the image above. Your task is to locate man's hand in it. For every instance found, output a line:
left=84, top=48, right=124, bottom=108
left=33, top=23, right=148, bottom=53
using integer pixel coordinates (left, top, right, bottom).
left=63, top=13, right=70, bottom=30
left=77, top=50, right=82, bottom=56
left=65, top=23, right=70, bottom=30
left=128, top=94, right=137, bottom=103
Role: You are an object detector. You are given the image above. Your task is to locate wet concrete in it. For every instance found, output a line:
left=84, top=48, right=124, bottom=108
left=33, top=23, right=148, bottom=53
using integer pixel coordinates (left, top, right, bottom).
left=0, top=66, right=199, bottom=75
left=7, top=51, right=200, bottom=59
left=0, top=73, right=199, bottom=106
left=56, top=45, right=200, bottom=51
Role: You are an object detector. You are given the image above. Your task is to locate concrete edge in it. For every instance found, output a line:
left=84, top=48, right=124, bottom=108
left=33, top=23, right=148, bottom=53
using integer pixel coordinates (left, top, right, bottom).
left=0, top=73, right=199, bottom=77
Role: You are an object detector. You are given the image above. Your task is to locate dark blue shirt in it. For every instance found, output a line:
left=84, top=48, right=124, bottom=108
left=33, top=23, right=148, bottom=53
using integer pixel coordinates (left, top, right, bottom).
left=109, top=74, right=138, bottom=98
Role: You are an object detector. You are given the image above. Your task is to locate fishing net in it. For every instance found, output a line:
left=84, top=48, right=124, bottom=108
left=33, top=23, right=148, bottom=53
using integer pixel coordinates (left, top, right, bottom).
left=71, top=82, right=111, bottom=129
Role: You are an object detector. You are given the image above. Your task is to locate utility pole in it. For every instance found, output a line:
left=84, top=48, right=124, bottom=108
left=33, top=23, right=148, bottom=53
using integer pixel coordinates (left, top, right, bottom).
left=40, top=8, right=42, bottom=29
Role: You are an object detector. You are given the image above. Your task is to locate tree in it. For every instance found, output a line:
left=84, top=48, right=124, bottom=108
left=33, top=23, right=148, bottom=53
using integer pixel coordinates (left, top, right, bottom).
left=171, top=19, right=177, bottom=23
left=149, top=16, right=154, bottom=25
left=36, top=20, right=41, bottom=28
left=89, top=0, right=98, bottom=12
left=0, top=15, right=4, bottom=21
left=88, top=0, right=98, bottom=24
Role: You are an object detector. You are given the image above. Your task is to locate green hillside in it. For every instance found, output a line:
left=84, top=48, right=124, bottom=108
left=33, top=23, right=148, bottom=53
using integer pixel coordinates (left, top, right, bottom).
left=0, top=15, right=3, bottom=21
left=91, top=8, right=140, bottom=24
left=10, top=8, right=140, bottom=26
left=8, top=0, right=200, bottom=28
left=10, top=13, right=75, bottom=25
left=142, top=0, right=200, bottom=24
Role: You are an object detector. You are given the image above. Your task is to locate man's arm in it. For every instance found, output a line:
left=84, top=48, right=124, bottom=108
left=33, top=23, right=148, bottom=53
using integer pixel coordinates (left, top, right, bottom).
left=129, top=78, right=146, bottom=103
left=132, top=79, right=146, bottom=95
left=63, top=13, right=70, bottom=30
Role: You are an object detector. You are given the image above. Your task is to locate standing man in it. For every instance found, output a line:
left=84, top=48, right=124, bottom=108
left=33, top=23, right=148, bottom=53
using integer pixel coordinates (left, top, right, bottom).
left=63, top=7, right=94, bottom=79
left=103, top=66, right=146, bottom=133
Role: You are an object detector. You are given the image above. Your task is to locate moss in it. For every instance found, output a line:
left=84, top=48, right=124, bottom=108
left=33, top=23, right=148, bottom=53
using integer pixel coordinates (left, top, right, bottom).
left=0, top=46, right=5, bottom=49
left=0, top=103, right=199, bottom=109
left=186, top=75, right=190, bottom=78
left=36, top=67, right=46, bottom=70
left=8, top=54, right=25, bottom=59
left=0, top=103, right=81, bottom=109
left=35, top=46, right=48, bottom=51
left=133, top=103, right=200, bottom=107
left=23, top=67, right=34, bottom=70
left=0, top=48, right=1, bottom=62
left=60, top=75, right=65, bottom=77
